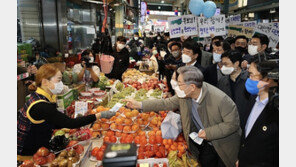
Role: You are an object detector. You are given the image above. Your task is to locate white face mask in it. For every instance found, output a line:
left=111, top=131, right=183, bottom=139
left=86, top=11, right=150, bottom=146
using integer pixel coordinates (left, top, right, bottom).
left=152, top=50, right=158, bottom=55
left=172, top=51, right=180, bottom=58
left=182, top=54, right=192, bottom=64
left=170, top=80, right=178, bottom=90
left=89, top=57, right=94, bottom=63
left=212, top=53, right=222, bottom=63
left=160, top=51, right=166, bottom=58
left=157, top=37, right=161, bottom=40
left=174, top=86, right=187, bottom=98
left=221, top=65, right=234, bottom=75
left=248, top=45, right=258, bottom=56
left=117, top=43, right=125, bottom=50
left=134, top=37, right=139, bottom=40
left=50, top=81, right=64, bottom=95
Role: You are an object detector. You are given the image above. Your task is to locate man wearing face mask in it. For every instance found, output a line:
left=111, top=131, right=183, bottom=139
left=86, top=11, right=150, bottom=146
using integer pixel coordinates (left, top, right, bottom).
left=217, top=50, right=250, bottom=127
left=234, top=36, right=249, bottom=55
left=127, top=32, right=143, bottom=61
left=106, top=36, right=130, bottom=81
left=241, top=33, right=270, bottom=70
left=124, top=66, right=241, bottom=167
left=164, top=42, right=183, bottom=94
left=236, top=58, right=279, bottom=167
left=204, top=40, right=230, bottom=87
left=179, top=40, right=205, bottom=74
left=73, top=49, right=100, bottom=85
left=17, top=64, right=115, bottom=160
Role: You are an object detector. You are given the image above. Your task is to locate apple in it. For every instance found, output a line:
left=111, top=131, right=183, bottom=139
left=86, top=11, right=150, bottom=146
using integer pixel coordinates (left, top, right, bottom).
left=67, top=140, right=79, bottom=149
left=46, top=153, right=55, bottom=163
left=20, top=160, right=34, bottom=167
left=34, top=156, right=47, bottom=165
left=75, top=144, right=84, bottom=155
left=36, top=147, right=49, bottom=157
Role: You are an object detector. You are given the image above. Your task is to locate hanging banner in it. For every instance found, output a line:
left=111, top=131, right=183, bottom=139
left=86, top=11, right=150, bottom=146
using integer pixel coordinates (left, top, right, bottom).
left=197, top=14, right=226, bottom=38
left=226, top=14, right=241, bottom=26
left=168, top=15, right=198, bottom=38
left=243, top=21, right=257, bottom=28
left=227, top=25, right=254, bottom=38
left=254, top=23, right=279, bottom=48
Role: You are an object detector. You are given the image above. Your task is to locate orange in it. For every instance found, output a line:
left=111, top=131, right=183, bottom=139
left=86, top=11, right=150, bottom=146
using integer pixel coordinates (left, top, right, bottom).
left=119, top=107, right=125, bottom=113
left=110, top=116, right=117, bottom=122
left=124, top=118, right=133, bottom=125
left=115, top=118, right=123, bottom=125
left=165, top=144, right=170, bottom=150
left=101, top=123, right=109, bottom=130
left=134, top=136, right=140, bottom=144
left=117, top=125, right=123, bottom=131
left=115, top=131, right=122, bottom=137
left=101, top=118, right=108, bottom=123
left=149, top=136, right=156, bottom=144
left=123, top=126, right=131, bottom=133
left=110, top=123, right=117, bottom=130
left=132, top=124, right=139, bottom=132
left=156, top=130, right=162, bottom=136
left=163, top=139, right=168, bottom=145
left=125, top=111, right=133, bottom=118
left=177, top=151, right=183, bottom=158
left=106, top=131, right=114, bottom=137
left=115, top=112, right=120, bottom=117
left=149, top=112, right=156, bottom=117
left=140, top=113, right=149, bottom=120
left=148, top=131, right=156, bottom=137
left=110, top=136, right=117, bottom=143
left=136, top=119, right=143, bottom=125
left=156, top=135, right=163, bottom=144
left=170, top=145, right=177, bottom=151
left=178, top=145, right=185, bottom=153
left=167, top=139, right=173, bottom=145
left=132, top=110, right=139, bottom=117
left=151, top=117, right=158, bottom=125
left=103, top=136, right=110, bottom=143
left=173, top=142, right=178, bottom=147
left=92, top=123, right=100, bottom=131
left=101, top=130, right=108, bottom=136
left=139, top=131, right=146, bottom=136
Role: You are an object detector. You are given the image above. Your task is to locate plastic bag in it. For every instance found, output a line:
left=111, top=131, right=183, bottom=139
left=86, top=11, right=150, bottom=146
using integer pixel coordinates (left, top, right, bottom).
left=161, top=111, right=182, bottom=140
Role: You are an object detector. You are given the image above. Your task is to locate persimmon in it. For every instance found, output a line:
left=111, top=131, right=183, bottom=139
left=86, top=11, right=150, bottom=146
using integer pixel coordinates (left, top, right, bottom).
left=106, top=131, right=114, bottom=137
left=115, top=118, right=123, bottom=125
left=110, top=136, right=117, bottom=143
left=149, top=136, right=156, bottom=144
left=124, top=118, right=133, bottom=125
left=123, top=126, right=131, bottom=133
left=132, top=124, right=139, bottom=132
left=170, top=145, right=177, bottom=151
left=101, top=123, right=109, bottom=130
left=117, top=125, right=123, bottom=131
left=148, top=131, right=156, bottom=137
left=110, top=123, right=117, bottom=130
left=156, top=135, right=163, bottom=144
left=156, top=130, right=162, bottom=136
left=132, top=110, right=139, bottom=117
left=115, top=131, right=122, bottom=137
left=92, top=123, right=100, bottom=131
left=134, top=136, right=140, bottom=144
left=167, top=139, right=173, bottom=145
left=103, top=136, right=110, bottom=143
left=163, top=139, right=168, bottom=145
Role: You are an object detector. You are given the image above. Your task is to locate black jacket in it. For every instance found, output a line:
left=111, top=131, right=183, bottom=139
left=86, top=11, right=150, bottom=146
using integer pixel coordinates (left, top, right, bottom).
left=238, top=96, right=279, bottom=167
left=106, top=47, right=130, bottom=81
left=217, top=70, right=250, bottom=126
left=179, top=61, right=205, bottom=74
left=203, top=63, right=223, bottom=87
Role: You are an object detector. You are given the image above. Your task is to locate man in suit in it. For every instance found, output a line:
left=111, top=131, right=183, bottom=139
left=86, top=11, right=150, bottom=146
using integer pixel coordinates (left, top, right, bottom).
left=178, top=39, right=205, bottom=74
left=237, top=58, right=279, bottom=167
left=204, top=40, right=230, bottom=87
left=124, top=66, right=241, bottom=167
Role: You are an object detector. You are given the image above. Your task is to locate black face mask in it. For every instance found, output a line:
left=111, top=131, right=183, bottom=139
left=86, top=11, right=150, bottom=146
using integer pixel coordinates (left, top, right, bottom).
left=235, top=46, right=248, bottom=54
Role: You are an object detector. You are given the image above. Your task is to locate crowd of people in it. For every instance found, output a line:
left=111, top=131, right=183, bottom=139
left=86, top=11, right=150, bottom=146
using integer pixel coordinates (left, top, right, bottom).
left=17, top=30, right=279, bottom=167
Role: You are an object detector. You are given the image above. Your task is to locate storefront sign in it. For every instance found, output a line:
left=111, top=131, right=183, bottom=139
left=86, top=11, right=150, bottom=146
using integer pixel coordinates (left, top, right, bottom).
left=168, top=15, right=198, bottom=38
left=197, top=14, right=226, bottom=37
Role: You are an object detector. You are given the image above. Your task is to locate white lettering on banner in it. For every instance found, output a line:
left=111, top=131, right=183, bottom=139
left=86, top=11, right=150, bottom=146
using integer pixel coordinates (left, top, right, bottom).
left=168, top=15, right=198, bottom=38
left=197, top=15, right=226, bottom=37
left=254, top=22, right=279, bottom=48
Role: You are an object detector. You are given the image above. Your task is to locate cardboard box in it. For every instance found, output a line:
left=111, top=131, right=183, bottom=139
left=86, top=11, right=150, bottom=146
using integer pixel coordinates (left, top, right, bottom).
left=56, top=89, right=75, bottom=111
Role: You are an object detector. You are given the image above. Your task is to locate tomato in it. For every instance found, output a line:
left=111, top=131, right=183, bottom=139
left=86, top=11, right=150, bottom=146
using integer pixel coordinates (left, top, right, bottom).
left=104, top=136, right=110, bottom=143
left=153, top=164, right=159, bottom=167
left=36, top=147, right=49, bottom=157
left=75, top=144, right=84, bottom=155
left=34, top=156, right=47, bottom=165
left=163, top=163, right=168, bottom=167
left=46, top=153, right=55, bottom=163
left=96, top=151, right=104, bottom=161
left=110, top=136, right=117, bottom=143
left=91, top=147, right=100, bottom=157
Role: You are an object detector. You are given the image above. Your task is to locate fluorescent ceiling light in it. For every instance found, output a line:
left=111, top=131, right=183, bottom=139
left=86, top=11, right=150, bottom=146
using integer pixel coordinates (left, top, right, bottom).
left=161, top=0, right=164, bottom=3
left=270, top=8, right=276, bottom=13
left=248, top=13, right=254, bottom=18
left=86, top=0, right=103, bottom=4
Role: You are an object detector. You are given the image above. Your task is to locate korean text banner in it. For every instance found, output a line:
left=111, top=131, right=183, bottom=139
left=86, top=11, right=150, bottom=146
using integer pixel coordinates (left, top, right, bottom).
left=198, top=14, right=226, bottom=37
left=168, top=15, right=198, bottom=38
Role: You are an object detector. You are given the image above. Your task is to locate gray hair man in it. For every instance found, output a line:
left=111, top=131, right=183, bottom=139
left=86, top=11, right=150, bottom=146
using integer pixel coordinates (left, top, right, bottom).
left=124, top=66, right=241, bottom=167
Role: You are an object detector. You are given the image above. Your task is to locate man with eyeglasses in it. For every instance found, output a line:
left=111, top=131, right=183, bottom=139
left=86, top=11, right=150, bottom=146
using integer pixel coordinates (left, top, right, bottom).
left=124, top=66, right=241, bottom=167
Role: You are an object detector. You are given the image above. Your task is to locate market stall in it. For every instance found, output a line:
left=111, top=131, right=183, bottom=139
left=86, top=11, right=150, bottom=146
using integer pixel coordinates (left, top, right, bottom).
left=19, top=68, right=200, bottom=167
